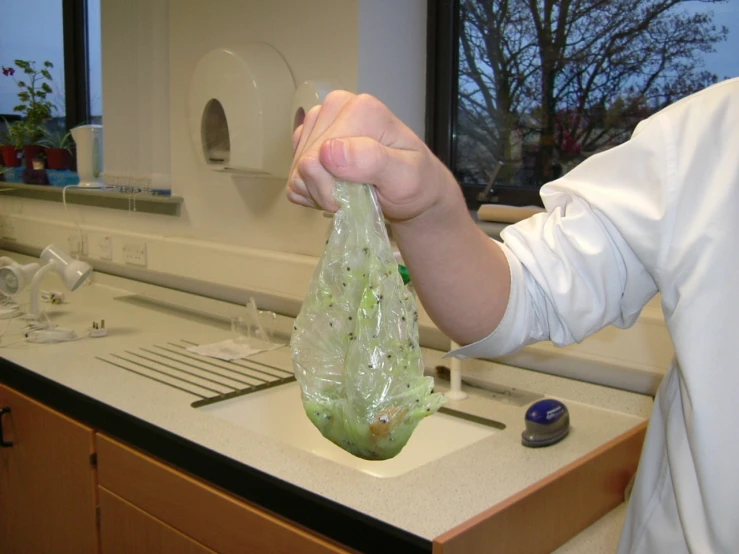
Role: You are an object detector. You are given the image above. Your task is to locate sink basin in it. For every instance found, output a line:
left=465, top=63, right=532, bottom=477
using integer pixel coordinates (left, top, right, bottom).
left=198, top=381, right=502, bottom=478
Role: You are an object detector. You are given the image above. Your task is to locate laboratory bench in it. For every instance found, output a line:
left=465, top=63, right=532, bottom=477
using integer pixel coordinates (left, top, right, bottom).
left=0, top=253, right=652, bottom=554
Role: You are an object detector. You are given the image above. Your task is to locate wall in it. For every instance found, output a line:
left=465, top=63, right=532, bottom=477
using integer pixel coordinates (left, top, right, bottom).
left=0, top=0, right=427, bottom=293
left=0, top=0, right=672, bottom=394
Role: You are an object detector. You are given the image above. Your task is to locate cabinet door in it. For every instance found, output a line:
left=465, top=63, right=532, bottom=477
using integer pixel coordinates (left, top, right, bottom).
left=97, top=434, right=355, bottom=554
left=99, top=487, right=216, bottom=554
left=0, top=385, right=98, bottom=554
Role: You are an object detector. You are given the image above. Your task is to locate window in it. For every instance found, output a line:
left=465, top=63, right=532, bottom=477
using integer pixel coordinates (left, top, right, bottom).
left=427, top=0, right=739, bottom=208
left=0, top=0, right=102, bottom=135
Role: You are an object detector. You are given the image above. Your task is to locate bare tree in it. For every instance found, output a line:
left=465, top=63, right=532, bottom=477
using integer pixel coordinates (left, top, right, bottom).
left=457, top=0, right=728, bottom=186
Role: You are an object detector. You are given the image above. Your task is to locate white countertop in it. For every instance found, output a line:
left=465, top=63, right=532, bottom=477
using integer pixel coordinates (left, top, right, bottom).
left=0, top=254, right=651, bottom=549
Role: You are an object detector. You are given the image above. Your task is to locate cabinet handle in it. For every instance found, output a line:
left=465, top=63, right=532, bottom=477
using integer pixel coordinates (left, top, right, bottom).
left=0, top=407, right=12, bottom=447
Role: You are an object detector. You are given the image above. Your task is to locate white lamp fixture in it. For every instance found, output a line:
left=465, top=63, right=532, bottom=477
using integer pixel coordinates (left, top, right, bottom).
left=0, top=262, right=41, bottom=296
left=28, top=244, right=92, bottom=322
left=0, top=256, right=28, bottom=319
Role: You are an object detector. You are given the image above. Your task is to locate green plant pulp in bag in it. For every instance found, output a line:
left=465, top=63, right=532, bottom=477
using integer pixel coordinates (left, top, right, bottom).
left=291, top=181, right=445, bottom=460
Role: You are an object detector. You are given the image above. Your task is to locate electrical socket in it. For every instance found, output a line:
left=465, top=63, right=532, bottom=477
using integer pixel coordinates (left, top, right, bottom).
left=123, top=240, right=147, bottom=266
left=67, top=232, right=88, bottom=256
left=98, top=235, right=113, bottom=260
left=1, top=217, right=16, bottom=240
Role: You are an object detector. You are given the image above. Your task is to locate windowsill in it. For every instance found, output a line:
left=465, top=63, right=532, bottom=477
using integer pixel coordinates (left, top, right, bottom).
left=473, top=204, right=545, bottom=239
left=0, top=183, right=183, bottom=216
left=476, top=219, right=509, bottom=240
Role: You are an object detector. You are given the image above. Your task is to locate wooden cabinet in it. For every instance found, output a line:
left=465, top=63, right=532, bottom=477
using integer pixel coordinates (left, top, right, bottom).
left=99, top=488, right=216, bottom=554
left=0, top=385, right=99, bottom=554
left=0, top=382, right=353, bottom=554
left=96, top=435, right=354, bottom=554
left=0, top=382, right=646, bottom=554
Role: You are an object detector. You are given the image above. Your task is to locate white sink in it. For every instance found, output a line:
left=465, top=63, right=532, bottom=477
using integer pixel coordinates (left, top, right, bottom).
left=198, top=381, right=501, bottom=478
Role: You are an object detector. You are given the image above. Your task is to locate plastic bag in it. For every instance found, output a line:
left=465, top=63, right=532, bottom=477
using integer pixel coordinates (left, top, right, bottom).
left=291, top=181, right=445, bottom=460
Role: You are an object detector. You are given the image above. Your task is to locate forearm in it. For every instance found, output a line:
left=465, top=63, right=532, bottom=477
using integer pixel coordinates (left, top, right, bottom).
left=390, top=178, right=511, bottom=346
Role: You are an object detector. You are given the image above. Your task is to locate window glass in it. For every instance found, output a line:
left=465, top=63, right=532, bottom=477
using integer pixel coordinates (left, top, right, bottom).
left=0, top=0, right=66, bottom=122
left=452, top=0, right=739, bottom=204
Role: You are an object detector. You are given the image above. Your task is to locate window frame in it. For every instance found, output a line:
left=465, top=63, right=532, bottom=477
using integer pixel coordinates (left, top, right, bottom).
left=424, top=0, right=550, bottom=210
left=62, top=0, right=92, bottom=130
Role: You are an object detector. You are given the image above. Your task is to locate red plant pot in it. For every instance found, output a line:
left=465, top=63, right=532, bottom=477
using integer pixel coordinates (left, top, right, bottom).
left=23, top=145, right=45, bottom=170
left=45, top=147, right=72, bottom=170
left=1, top=145, right=21, bottom=167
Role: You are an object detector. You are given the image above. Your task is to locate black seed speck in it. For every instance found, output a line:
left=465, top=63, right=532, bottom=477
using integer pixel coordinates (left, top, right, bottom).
left=346, top=267, right=351, bottom=271
left=348, top=316, right=353, bottom=320
left=387, top=354, right=392, bottom=359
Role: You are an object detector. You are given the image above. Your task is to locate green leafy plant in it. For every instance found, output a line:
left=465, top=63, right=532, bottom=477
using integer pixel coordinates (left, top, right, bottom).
left=0, top=118, right=26, bottom=150
left=39, top=128, right=72, bottom=151
left=2, top=60, right=55, bottom=144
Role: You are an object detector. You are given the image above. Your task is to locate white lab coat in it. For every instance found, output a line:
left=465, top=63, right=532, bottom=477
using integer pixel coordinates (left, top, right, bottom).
left=453, top=78, right=739, bottom=553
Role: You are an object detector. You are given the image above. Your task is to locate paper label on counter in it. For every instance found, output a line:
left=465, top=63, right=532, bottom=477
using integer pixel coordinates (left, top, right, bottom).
left=186, top=338, right=282, bottom=361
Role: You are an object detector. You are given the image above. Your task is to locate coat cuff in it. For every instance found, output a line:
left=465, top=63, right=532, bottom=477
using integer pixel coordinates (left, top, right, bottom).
left=444, top=240, right=527, bottom=360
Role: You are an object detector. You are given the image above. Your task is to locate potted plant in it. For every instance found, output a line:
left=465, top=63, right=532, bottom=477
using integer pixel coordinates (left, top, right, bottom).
left=0, top=118, right=24, bottom=167
left=2, top=60, right=55, bottom=170
left=40, top=128, right=73, bottom=170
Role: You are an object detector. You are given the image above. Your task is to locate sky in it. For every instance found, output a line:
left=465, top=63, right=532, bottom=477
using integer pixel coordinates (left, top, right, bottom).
left=0, top=0, right=102, bottom=117
left=683, top=0, right=739, bottom=78
left=0, top=0, right=736, bottom=117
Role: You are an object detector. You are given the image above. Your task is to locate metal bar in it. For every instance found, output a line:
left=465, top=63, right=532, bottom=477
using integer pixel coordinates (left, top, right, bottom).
left=123, top=352, right=237, bottom=392
left=96, top=356, right=206, bottom=399
left=437, top=407, right=506, bottom=430
left=109, top=354, right=223, bottom=395
left=158, top=344, right=279, bottom=381
left=169, top=342, right=292, bottom=377
left=191, top=376, right=296, bottom=409
left=139, top=348, right=259, bottom=387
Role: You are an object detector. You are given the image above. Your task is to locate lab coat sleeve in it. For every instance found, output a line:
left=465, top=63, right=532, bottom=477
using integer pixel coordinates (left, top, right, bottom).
left=454, top=114, right=670, bottom=359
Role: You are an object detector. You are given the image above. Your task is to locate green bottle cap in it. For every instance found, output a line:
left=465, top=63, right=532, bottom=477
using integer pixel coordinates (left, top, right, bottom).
left=398, top=264, right=411, bottom=285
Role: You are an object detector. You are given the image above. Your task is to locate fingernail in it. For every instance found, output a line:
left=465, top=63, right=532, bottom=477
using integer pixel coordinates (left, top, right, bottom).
left=329, top=139, right=348, bottom=168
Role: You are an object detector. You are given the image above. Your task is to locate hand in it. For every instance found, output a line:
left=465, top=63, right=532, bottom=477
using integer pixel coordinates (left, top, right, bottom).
left=286, top=91, right=459, bottom=222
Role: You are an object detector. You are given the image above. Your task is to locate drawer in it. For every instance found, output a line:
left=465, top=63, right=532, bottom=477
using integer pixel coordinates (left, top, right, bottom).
left=96, top=434, right=355, bottom=554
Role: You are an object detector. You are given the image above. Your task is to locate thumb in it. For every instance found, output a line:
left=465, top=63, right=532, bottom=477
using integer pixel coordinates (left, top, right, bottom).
left=319, top=137, right=422, bottom=191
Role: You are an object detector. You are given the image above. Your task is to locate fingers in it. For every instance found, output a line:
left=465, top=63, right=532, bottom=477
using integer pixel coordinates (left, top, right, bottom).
left=286, top=187, right=317, bottom=208
left=285, top=172, right=320, bottom=209
left=316, top=137, right=413, bottom=189
left=290, top=91, right=354, bottom=175
left=286, top=91, right=434, bottom=218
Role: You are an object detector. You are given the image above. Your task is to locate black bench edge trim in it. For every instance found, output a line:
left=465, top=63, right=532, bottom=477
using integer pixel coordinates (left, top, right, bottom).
left=0, top=357, right=432, bottom=554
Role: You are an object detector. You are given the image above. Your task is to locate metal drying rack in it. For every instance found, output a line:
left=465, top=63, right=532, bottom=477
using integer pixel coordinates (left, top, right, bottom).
left=96, top=340, right=295, bottom=408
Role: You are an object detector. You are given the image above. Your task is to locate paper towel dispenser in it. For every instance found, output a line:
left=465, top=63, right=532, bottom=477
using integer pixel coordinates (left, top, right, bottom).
left=188, top=44, right=295, bottom=178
